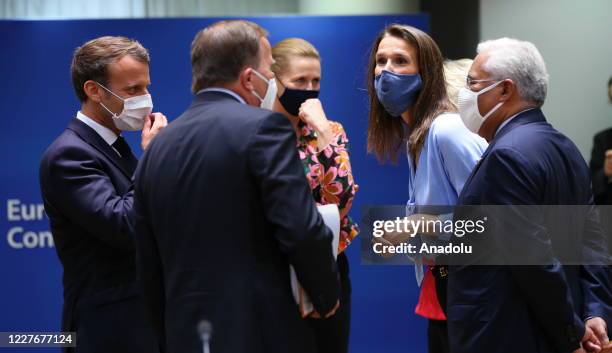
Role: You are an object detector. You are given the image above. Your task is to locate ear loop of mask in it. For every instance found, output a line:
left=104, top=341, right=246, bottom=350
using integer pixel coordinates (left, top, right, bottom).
left=251, top=69, right=269, bottom=102
left=96, top=82, right=124, bottom=117
left=478, top=80, right=505, bottom=119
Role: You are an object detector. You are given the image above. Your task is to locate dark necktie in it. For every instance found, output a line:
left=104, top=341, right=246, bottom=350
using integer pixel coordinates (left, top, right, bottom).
left=112, top=136, right=138, bottom=174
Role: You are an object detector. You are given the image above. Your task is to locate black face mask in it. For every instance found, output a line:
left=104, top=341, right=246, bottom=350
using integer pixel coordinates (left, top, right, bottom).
left=278, top=88, right=320, bottom=116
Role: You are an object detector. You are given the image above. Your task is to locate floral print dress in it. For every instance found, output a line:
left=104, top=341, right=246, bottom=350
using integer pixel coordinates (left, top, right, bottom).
left=296, top=119, right=359, bottom=253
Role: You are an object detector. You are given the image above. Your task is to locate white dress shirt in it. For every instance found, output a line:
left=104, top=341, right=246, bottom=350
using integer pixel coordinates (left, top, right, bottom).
left=76, top=111, right=121, bottom=155
left=494, top=108, right=536, bottom=138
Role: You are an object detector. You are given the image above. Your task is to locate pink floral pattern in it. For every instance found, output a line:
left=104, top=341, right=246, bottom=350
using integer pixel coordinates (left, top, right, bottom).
left=296, top=120, right=359, bottom=253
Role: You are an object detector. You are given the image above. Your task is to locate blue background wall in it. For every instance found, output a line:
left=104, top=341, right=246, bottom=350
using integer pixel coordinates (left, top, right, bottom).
left=0, top=15, right=428, bottom=352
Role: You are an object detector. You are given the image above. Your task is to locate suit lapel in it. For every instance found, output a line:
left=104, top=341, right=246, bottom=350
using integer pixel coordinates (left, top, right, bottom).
left=67, top=118, right=134, bottom=179
left=460, top=144, right=492, bottom=198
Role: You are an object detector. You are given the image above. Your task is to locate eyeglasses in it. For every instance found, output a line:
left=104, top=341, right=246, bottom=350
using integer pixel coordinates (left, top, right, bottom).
left=466, top=77, right=496, bottom=87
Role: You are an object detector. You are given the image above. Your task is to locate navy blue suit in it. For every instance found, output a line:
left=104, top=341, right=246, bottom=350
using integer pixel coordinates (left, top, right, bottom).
left=132, top=91, right=340, bottom=353
left=39, top=118, right=158, bottom=353
left=448, top=109, right=612, bottom=353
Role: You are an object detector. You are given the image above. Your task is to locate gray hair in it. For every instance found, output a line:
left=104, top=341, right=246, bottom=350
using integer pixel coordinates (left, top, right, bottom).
left=477, top=37, right=548, bottom=107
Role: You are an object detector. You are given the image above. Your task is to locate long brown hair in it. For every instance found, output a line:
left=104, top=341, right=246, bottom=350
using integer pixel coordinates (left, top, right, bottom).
left=366, top=24, right=452, bottom=164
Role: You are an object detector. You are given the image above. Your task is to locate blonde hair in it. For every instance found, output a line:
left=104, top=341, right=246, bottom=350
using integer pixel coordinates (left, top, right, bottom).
left=271, top=38, right=320, bottom=79
left=443, top=58, right=473, bottom=112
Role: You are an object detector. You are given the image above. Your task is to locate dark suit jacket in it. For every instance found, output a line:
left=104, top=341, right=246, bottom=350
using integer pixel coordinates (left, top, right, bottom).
left=39, top=118, right=158, bottom=353
left=590, top=127, right=612, bottom=204
left=449, top=109, right=612, bottom=353
left=589, top=128, right=612, bottom=255
left=132, top=91, right=340, bottom=353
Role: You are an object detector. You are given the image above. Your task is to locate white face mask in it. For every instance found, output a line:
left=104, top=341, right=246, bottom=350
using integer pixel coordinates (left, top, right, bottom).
left=458, top=80, right=504, bottom=134
left=97, top=83, right=153, bottom=131
left=251, top=69, right=277, bottom=110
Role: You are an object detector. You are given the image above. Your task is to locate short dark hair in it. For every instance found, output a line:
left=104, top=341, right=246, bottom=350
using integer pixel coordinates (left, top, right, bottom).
left=191, top=20, right=268, bottom=93
left=71, top=36, right=149, bottom=102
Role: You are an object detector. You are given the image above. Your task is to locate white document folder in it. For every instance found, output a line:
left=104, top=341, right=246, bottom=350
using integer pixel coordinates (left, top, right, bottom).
left=289, top=204, right=340, bottom=317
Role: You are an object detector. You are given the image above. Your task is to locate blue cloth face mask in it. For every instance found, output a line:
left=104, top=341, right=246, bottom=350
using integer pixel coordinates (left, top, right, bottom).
left=374, top=70, right=422, bottom=117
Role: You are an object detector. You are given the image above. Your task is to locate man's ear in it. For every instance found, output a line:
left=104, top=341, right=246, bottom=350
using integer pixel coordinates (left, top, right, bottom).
left=240, top=68, right=255, bottom=91
left=499, top=79, right=515, bottom=102
left=83, top=80, right=102, bottom=103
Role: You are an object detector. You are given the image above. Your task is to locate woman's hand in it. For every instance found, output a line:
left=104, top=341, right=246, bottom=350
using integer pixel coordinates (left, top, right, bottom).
left=299, top=98, right=334, bottom=150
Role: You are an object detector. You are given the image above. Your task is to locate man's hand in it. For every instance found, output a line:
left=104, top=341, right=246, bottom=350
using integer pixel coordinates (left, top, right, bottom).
left=580, top=323, right=603, bottom=353
left=309, top=299, right=340, bottom=319
left=604, top=150, right=612, bottom=177
left=585, top=317, right=609, bottom=352
left=141, top=112, right=168, bottom=150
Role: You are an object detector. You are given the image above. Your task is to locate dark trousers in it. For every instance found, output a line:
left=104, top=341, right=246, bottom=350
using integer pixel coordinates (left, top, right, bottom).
left=428, top=267, right=449, bottom=353
left=305, top=252, right=351, bottom=353
left=428, top=319, right=449, bottom=353
left=67, top=293, right=159, bottom=353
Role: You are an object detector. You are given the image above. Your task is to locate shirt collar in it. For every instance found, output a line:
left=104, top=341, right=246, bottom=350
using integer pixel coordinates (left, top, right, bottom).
left=197, top=87, right=246, bottom=104
left=494, top=107, right=536, bottom=137
left=76, top=111, right=118, bottom=146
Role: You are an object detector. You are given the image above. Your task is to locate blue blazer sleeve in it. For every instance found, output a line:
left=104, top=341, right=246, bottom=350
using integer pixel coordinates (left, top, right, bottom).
left=248, top=112, right=340, bottom=315
left=40, top=143, right=134, bottom=251
left=580, top=202, right=612, bottom=325
left=581, top=265, right=612, bottom=325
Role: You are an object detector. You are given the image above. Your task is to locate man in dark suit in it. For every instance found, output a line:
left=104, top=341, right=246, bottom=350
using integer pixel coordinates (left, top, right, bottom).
left=590, top=77, right=612, bottom=205
left=450, top=38, right=611, bottom=353
left=591, top=129, right=612, bottom=205
left=39, top=36, right=167, bottom=352
left=590, top=78, right=612, bottom=258
left=132, top=20, right=340, bottom=353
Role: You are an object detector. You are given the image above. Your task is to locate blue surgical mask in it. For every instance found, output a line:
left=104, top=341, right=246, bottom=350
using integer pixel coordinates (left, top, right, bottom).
left=374, top=70, right=422, bottom=117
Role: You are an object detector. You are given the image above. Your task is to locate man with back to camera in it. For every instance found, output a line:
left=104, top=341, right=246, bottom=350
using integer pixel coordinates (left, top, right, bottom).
left=449, top=37, right=612, bottom=353
left=131, top=20, right=341, bottom=353
left=39, top=36, right=167, bottom=352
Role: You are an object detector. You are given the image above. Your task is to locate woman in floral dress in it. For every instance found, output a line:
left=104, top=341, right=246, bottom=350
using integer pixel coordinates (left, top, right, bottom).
left=271, top=37, right=358, bottom=353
